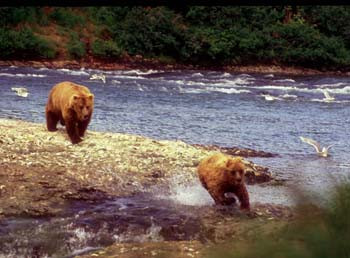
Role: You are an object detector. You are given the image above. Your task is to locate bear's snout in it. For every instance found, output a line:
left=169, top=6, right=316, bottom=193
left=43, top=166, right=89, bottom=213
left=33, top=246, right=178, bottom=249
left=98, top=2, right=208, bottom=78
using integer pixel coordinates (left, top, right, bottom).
left=83, top=114, right=89, bottom=120
left=234, top=172, right=243, bottom=184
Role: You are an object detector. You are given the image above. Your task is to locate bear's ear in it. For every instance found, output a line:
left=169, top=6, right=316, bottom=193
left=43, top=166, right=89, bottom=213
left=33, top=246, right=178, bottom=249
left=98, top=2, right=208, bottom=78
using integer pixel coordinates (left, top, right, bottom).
left=226, top=157, right=244, bottom=169
left=233, top=157, right=245, bottom=170
left=72, top=95, right=79, bottom=100
left=226, top=158, right=235, bottom=168
left=69, top=95, right=79, bottom=106
left=87, top=93, right=94, bottom=99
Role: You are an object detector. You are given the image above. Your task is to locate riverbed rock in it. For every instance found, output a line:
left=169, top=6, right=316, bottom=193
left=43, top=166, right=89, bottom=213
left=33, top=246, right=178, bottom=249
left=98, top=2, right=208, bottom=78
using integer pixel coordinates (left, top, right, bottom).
left=192, top=144, right=277, bottom=158
left=0, top=58, right=347, bottom=76
left=0, top=118, right=274, bottom=217
left=77, top=241, right=204, bottom=258
left=75, top=204, right=293, bottom=258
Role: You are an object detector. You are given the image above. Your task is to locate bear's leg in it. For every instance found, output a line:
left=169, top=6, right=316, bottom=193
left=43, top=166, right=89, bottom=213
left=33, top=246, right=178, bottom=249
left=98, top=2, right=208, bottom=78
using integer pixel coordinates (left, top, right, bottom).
left=77, top=117, right=91, bottom=137
left=232, top=184, right=250, bottom=210
left=46, top=111, right=59, bottom=131
left=59, top=115, right=65, bottom=126
left=224, top=193, right=237, bottom=205
left=208, top=188, right=234, bottom=205
left=65, top=120, right=82, bottom=144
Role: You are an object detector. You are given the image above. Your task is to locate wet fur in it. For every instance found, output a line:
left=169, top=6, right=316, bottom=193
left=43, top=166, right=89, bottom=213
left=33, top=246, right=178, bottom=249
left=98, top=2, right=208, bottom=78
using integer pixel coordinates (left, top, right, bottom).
left=45, top=81, right=94, bottom=144
left=198, top=153, right=250, bottom=210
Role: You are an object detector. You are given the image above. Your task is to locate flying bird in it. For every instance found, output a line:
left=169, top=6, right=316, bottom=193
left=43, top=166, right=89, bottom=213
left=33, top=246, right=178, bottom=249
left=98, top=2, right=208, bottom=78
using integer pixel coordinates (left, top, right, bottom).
left=300, top=136, right=333, bottom=157
left=11, top=87, right=29, bottom=97
left=90, top=74, right=106, bottom=83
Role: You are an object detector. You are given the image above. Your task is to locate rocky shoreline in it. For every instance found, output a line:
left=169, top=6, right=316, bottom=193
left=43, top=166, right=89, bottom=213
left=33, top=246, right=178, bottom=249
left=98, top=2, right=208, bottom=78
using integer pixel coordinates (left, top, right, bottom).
left=0, top=118, right=280, bottom=218
left=0, top=118, right=295, bottom=257
left=0, top=57, right=349, bottom=76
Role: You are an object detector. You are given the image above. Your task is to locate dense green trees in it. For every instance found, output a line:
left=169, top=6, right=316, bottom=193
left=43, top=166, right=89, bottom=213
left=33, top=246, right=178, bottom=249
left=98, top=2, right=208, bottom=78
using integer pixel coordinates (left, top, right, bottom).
left=1, top=6, right=350, bottom=70
left=0, top=28, right=56, bottom=59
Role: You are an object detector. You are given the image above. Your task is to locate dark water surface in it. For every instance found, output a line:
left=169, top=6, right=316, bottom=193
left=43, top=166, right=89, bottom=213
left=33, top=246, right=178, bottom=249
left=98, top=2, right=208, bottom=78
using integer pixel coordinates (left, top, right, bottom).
left=1, top=66, right=350, bottom=257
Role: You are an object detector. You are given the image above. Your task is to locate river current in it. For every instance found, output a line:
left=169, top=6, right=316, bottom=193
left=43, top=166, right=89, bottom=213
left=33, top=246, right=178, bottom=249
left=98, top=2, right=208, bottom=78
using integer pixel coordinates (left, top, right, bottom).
left=1, top=66, right=349, bottom=189
left=0, top=66, right=350, bottom=257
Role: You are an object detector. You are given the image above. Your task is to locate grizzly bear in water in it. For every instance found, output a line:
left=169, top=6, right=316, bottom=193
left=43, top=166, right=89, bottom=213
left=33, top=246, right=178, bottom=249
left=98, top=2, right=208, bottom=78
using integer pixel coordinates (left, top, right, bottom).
left=45, top=81, right=94, bottom=144
left=198, top=153, right=250, bottom=210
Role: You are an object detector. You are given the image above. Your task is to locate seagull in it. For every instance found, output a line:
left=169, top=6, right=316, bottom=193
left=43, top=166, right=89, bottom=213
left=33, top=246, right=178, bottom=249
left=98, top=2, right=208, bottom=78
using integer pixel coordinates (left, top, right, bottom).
left=11, top=87, right=29, bottom=97
left=261, top=94, right=281, bottom=101
left=90, top=74, right=106, bottom=83
left=300, top=136, right=333, bottom=157
left=322, top=89, right=335, bottom=102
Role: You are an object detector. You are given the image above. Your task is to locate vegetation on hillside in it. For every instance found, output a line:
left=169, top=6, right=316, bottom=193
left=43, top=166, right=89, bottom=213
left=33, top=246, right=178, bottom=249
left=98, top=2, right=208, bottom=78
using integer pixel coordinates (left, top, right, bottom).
left=1, top=6, right=350, bottom=70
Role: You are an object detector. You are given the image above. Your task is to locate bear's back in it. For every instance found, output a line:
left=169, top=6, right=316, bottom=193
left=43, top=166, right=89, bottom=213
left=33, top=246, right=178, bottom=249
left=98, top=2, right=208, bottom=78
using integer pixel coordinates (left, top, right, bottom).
left=51, top=81, right=91, bottom=96
left=50, top=82, right=91, bottom=104
left=198, top=153, right=229, bottom=185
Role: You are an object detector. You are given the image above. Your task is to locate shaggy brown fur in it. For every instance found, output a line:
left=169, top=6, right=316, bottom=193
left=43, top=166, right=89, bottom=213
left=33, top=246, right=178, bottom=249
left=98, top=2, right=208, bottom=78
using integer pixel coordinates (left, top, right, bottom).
left=198, top=153, right=250, bottom=210
left=45, top=81, right=94, bottom=144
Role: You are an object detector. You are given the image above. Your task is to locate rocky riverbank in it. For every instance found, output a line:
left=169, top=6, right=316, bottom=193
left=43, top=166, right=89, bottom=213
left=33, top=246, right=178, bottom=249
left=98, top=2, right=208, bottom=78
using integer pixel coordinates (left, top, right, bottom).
left=0, top=118, right=296, bottom=257
left=0, top=57, right=349, bottom=76
left=0, top=118, right=279, bottom=218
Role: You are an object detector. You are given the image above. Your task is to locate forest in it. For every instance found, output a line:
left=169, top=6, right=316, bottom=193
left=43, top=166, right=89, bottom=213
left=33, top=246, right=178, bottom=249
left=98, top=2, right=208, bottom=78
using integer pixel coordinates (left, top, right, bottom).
left=1, top=6, right=350, bottom=71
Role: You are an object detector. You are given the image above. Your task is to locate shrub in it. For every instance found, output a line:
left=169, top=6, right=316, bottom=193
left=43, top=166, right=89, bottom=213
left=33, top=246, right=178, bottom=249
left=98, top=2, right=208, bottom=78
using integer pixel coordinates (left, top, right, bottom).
left=207, top=183, right=350, bottom=258
left=265, top=21, right=350, bottom=68
left=0, top=7, right=37, bottom=26
left=303, top=6, right=350, bottom=48
left=0, top=27, right=56, bottom=59
left=49, top=7, right=85, bottom=28
left=115, top=7, right=184, bottom=57
left=91, top=39, right=122, bottom=59
left=67, top=32, right=85, bottom=59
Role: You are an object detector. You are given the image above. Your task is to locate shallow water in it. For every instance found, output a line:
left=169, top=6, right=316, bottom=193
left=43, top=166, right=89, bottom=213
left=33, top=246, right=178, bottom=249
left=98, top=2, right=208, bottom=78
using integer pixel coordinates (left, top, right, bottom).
left=1, top=66, right=349, bottom=188
left=0, top=66, right=350, bottom=256
left=0, top=184, right=240, bottom=257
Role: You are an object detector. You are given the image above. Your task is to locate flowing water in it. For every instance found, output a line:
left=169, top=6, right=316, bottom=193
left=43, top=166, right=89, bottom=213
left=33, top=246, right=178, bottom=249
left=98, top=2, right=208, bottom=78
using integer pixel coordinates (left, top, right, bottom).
left=0, top=66, right=350, bottom=257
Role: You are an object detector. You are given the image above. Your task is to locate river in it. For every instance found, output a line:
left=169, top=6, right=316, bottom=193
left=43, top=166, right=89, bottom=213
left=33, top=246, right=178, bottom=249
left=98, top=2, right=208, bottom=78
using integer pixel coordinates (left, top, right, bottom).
left=0, top=66, right=349, bottom=257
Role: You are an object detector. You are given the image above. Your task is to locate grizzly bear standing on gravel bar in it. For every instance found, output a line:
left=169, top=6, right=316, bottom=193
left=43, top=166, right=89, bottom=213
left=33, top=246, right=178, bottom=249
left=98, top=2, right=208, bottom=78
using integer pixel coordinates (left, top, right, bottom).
left=198, top=153, right=250, bottom=210
left=45, top=81, right=94, bottom=144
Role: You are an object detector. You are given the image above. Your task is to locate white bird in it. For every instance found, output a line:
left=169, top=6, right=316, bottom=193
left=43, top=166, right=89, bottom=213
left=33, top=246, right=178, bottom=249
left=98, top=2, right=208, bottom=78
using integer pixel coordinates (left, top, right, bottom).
left=11, top=87, right=29, bottom=97
left=261, top=94, right=281, bottom=101
left=90, top=74, right=106, bottom=83
left=300, top=136, right=333, bottom=157
left=322, top=89, right=335, bottom=102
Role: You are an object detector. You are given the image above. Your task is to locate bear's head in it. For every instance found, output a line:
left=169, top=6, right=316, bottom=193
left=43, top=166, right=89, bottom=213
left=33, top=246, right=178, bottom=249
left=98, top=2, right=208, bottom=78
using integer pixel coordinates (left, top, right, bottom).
left=225, top=157, right=245, bottom=185
left=70, top=94, right=94, bottom=121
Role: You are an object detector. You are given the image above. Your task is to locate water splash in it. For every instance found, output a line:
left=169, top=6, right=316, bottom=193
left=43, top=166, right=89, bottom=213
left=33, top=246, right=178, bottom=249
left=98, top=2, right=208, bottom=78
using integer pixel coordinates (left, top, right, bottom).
left=155, top=174, right=214, bottom=206
left=113, top=217, right=164, bottom=243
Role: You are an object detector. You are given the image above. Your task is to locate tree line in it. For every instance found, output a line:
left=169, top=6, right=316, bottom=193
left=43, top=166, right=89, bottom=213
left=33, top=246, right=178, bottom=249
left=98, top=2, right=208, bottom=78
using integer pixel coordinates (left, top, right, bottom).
left=1, top=6, right=350, bottom=70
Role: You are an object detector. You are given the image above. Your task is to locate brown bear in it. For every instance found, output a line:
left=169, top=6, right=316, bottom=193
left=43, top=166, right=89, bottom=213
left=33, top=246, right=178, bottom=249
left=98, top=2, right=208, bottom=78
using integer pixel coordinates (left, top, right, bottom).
left=197, top=153, right=250, bottom=210
left=45, top=81, right=94, bottom=144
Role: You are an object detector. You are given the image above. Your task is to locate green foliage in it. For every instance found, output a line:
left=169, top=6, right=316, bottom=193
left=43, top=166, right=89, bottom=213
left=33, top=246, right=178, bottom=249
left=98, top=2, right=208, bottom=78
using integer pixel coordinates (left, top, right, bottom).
left=265, top=21, right=350, bottom=68
left=0, top=7, right=37, bottom=26
left=49, top=8, right=85, bottom=28
left=180, top=26, right=271, bottom=65
left=89, top=7, right=130, bottom=27
left=66, top=32, right=85, bottom=59
left=114, top=7, right=184, bottom=57
left=303, top=6, right=350, bottom=48
left=207, top=183, right=350, bottom=258
left=0, top=27, right=56, bottom=59
left=91, top=39, right=122, bottom=59
left=185, top=7, right=285, bottom=30
left=2, top=6, right=350, bottom=70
